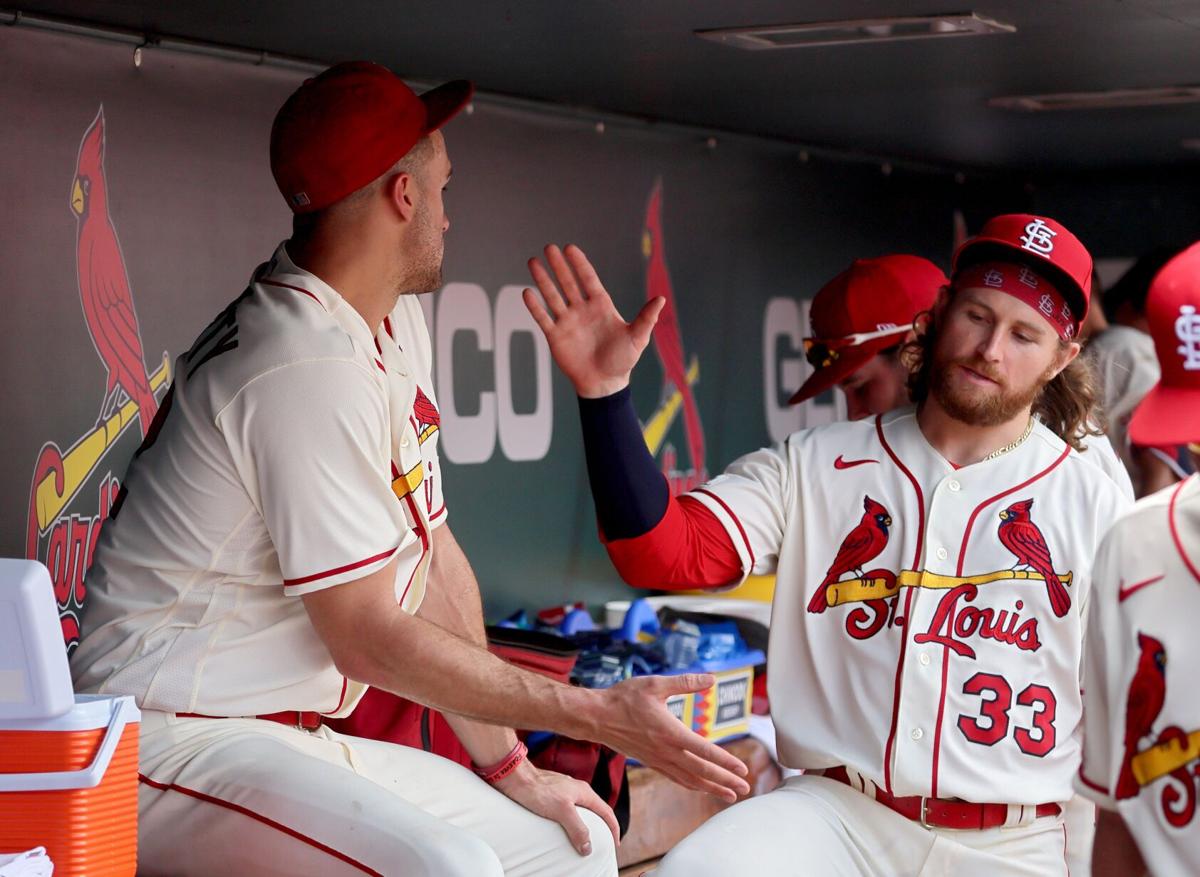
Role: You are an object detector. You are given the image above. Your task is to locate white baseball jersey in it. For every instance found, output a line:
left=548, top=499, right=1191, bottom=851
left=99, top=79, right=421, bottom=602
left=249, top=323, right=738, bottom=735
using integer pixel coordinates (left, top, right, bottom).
left=1076, top=474, right=1200, bottom=876
left=72, top=243, right=446, bottom=718
left=1078, top=430, right=1135, bottom=502
left=689, top=406, right=1130, bottom=805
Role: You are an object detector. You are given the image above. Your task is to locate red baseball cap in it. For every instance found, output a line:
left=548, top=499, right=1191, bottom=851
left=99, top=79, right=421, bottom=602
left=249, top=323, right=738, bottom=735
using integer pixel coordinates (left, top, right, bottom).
left=1129, top=242, right=1200, bottom=446
left=789, top=255, right=947, bottom=404
left=270, top=61, right=474, bottom=213
left=952, top=214, right=1092, bottom=326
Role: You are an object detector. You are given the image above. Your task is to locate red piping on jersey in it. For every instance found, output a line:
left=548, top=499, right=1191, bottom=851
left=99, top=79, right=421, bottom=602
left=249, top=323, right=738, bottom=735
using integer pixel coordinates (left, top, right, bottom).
left=284, top=547, right=399, bottom=588
left=429, top=504, right=447, bottom=521
left=929, top=442, right=1073, bottom=796
left=138, top=773, right=383, bottom=876
left=398, top=493, right=430, bottom=606
left=1077, top=767, right=1109, bottom=796
left=693, top=488, right=756, bottom=571
left=1169, top=476, right=1200, bottom=586
left=260, top=278, right=326, bottom=311
left=876, top=414, right=925, bottom=797
left=375, top=359, right=386, bottom=373
left=383, top=315, right=395, bottom=340
left=331, top=676, right=350, bottom=715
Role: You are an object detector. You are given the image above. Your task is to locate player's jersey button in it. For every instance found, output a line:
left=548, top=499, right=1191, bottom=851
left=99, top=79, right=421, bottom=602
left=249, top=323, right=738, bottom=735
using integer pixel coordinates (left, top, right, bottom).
left=919, top=652, right=931, bottom=666
left=935, top=547, right=948, bottom=561
left=911, top=728, right=924, bottom=740
left=948, top=479, right=961, bottom=492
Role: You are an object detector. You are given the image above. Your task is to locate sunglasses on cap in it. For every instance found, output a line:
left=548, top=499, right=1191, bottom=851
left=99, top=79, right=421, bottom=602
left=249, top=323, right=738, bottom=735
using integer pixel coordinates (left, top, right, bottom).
left=803, top=325, right=911, bottom=370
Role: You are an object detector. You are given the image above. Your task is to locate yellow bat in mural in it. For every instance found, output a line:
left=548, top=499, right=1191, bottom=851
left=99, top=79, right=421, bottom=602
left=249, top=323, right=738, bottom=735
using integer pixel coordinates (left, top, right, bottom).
left=826, top=567, right=1075, bottom=607
left=35, top=351, right=171, bottom=531
left=642, top=356, right=699, bottom=456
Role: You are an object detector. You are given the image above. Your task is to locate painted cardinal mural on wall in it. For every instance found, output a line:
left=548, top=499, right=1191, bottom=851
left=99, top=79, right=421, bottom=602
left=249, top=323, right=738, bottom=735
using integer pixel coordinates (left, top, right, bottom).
left=72, top=106, right=158, bottom=436
left=809, top=495, right=892, bottom=613
left=643, top=180, right=705, bottom=480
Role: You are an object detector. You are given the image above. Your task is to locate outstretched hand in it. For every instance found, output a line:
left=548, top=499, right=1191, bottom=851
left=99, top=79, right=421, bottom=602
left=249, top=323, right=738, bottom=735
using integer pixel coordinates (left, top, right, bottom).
left=598, top=673, right=751, bottom=802
left=524, top=244, right=665, bottom=398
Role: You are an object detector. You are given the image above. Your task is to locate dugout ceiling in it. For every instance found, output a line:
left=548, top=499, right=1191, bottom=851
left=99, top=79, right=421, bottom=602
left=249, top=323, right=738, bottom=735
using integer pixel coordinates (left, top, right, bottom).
left=9, top=0, right=1200, bottom=174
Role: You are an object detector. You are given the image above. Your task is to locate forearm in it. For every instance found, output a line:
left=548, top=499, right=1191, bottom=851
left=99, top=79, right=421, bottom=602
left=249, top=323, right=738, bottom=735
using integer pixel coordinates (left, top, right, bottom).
left=351, top=605, right=602, bottom=740
left=418, top=525, right=519, bottom=763
left=579, top=388, right=741, bottom=588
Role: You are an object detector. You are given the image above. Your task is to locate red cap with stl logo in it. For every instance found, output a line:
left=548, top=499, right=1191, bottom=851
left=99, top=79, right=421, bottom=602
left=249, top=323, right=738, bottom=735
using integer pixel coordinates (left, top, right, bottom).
left=952, top=214, right=1092, bottom=329
left=270, top=61, right=474, bottom=214
left=1129, top=242, right=1200, bottom=446
left=789, top=255, right=947, bottom=405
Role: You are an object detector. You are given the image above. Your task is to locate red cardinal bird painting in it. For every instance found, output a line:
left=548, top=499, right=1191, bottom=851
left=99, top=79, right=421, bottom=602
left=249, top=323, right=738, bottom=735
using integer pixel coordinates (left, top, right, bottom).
left=643, top=180, right=705, bottom=480
left=1116, top=633, right=1168, bottom=799
left=809, top=496, right=892, bottom=613
left=998, top=499, right=1071, bottom=618
left=72, top=107, right=158, bottom=437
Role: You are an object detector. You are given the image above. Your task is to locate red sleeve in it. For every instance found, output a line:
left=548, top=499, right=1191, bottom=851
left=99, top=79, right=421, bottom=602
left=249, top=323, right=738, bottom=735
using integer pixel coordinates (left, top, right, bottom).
left=603, top=494, right=743, bottom=590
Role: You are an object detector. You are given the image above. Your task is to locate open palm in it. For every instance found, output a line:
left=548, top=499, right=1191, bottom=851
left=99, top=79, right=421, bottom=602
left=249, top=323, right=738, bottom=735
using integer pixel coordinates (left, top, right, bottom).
left=523, top=244, right=665, bottom=398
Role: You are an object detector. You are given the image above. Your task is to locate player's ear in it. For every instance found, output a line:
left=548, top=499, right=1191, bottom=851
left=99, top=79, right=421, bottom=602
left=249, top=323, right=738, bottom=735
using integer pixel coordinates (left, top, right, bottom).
left=1047, top=338, right=1082, bottom=379
left=384, top=171, right=417, bottom=223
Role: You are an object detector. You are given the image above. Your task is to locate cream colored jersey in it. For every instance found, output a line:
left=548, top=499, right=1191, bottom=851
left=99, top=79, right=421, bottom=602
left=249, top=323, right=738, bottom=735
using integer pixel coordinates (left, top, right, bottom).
left=72, top=244, right=445, bottom=718
left=689, top=407, right=1130, bottom=805
left=1076, top=474, right=1200, bottom=876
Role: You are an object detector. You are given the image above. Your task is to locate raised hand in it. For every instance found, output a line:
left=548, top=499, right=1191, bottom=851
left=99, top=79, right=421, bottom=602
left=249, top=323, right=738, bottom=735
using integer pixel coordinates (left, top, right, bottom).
left=524, top=244, right=666, bottom=398
left=596, top=673, right=751, bottom=802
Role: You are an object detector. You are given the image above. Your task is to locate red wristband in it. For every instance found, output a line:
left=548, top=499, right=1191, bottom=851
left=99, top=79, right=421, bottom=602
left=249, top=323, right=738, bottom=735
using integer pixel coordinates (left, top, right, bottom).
left=472, top=741, right=528, bottom=784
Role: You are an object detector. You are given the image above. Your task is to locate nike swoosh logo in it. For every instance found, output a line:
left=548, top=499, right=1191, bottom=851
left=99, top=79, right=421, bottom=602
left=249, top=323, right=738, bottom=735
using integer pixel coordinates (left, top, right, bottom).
left=1118, top=574, right=1165, bottom=603
left=834, top=455, right=879, bottom=470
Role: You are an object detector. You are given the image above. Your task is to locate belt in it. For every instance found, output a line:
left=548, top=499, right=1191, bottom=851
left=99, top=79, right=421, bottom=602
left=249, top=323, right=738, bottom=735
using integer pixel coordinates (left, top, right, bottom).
left=176, top=710, right=323, bottom=731
left=823, top=766, right=1061, bottom=830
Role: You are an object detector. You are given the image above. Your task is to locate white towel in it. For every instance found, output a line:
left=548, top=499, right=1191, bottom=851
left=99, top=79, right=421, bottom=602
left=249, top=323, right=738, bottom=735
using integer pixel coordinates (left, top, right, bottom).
left=0, top=848, right=53, bottom=877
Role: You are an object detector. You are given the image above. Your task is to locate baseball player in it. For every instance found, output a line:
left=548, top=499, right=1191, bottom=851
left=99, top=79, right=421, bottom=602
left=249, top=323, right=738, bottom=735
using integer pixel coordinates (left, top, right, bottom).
left=70, top=62, right=749, bottom=877
left=791, top=254, right=947, bottom=420
left=1076, top=241, right=1200, bottom=877
left=523, top=214, right=1132, bottom=875
left=796, top=254, right=1129, bottom=873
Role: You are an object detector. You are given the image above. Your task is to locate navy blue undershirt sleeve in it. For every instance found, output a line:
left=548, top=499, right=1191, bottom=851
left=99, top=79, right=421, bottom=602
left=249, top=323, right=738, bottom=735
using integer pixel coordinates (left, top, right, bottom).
left=577, top=387, right=669, bottom=540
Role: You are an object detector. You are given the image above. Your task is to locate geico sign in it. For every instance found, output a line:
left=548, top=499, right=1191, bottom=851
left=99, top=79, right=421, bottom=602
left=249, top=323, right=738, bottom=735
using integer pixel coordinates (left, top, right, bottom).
left=422, top=282, right=553, bottom=464
left=762, top=296, right=844, bottom=443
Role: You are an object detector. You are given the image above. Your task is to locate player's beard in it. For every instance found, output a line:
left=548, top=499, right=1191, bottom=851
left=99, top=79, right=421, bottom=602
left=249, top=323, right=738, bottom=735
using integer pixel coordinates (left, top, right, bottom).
left=398, top=201, right=445, bottom=295
left=929, top=350, right=1054, bottom=427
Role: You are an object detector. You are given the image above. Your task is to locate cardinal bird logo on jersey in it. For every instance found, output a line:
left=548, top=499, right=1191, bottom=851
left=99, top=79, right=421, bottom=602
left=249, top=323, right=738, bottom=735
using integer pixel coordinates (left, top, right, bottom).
left=809, top=495, right=892, bottom=613
left=998, top=499, right=1071, bottom=617
left=1117, top=633, right=1169, bottom=799
left=412, top=386, right=440, bottom=445
left=72, top=107, right=158, bottom=437
left=642, top=180, right=705, bottom=491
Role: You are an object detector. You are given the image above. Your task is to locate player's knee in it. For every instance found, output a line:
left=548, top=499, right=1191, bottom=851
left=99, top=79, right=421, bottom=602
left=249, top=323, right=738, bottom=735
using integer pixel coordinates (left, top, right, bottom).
left=653, top=829, right=732, bottom=877
left=411, top=831, right=503, bottom=877
left=535, top=806, right=618, bottom=877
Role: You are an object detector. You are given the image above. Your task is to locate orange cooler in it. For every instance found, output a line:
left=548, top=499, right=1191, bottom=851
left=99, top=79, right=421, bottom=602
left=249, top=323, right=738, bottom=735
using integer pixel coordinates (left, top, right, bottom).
left=0, top=694, right=140, bottom=876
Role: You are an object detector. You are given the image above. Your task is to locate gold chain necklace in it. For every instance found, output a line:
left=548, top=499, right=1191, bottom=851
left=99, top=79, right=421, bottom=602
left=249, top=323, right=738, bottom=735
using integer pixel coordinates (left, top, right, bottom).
left=982, top=417, right=1035, bottom=462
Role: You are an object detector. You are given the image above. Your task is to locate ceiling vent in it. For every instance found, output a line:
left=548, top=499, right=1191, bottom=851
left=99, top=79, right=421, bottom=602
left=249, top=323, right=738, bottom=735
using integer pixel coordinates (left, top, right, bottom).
left=695, top=12, right=1014, bottom=50
left=990, top=86, right=1200, bottom=112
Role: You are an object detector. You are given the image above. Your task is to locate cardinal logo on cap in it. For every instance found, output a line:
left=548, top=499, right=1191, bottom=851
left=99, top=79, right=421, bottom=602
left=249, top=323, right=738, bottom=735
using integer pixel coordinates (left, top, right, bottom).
left=1020, top=219, right=1057, bottom=256
left=1175, top=304, right=1200, bottom=371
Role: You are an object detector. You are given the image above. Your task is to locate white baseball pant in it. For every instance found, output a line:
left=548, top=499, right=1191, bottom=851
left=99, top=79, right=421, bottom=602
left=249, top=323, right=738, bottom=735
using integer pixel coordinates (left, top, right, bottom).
left=134, top=711, right=617, bottom=876
left=652, top=774, right=1069, bottom=877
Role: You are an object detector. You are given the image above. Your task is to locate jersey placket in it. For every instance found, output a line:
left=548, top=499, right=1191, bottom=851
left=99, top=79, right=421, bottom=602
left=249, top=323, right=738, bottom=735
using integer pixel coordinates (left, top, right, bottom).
left=889, top=467, right=967, bottom=798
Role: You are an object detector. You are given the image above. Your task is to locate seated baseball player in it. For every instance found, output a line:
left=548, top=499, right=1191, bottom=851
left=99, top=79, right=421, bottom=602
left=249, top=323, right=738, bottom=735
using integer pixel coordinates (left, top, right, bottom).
left=522, top=215, right=1132, bottom=875
left=1077, top=241, right=1200, bottom=877
left=70, top=62, right=749, bottom=877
